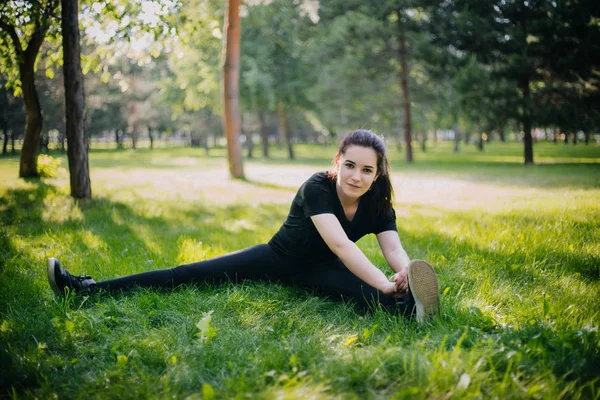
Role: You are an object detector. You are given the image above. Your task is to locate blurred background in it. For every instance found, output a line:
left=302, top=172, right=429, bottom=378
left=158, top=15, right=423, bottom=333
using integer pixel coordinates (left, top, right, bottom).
left=1, top=0, right=599, bottom=164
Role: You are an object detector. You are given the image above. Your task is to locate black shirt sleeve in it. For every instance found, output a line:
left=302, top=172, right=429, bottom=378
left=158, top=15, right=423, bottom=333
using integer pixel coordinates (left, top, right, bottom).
left=297, top=174, right=336, bottom=218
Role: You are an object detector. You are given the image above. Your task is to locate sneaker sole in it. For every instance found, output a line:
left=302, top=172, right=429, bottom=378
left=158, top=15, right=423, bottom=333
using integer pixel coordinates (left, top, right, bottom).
left=408, top=260, right=440, bottom=323
left=47, top=257, right=61, bottom=296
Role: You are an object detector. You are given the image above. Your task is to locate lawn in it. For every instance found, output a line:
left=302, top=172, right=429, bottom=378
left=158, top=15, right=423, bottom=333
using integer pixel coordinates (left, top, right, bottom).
left=1, top=140, right=599, bottom=399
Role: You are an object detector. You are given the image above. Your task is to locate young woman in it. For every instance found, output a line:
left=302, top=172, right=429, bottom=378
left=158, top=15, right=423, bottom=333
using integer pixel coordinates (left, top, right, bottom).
left=47, top=129, right=440, bottom=321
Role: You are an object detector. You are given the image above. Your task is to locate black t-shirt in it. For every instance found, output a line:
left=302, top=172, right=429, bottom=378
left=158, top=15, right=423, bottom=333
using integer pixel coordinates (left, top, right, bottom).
left=268, top=172, right=397, bottom=262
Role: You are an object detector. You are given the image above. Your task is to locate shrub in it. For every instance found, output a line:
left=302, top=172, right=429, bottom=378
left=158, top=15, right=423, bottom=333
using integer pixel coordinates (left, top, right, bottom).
left=37, top=154, right=62, bottom=178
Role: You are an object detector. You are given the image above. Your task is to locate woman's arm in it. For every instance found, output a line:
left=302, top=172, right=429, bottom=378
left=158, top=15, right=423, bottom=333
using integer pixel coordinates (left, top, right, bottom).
left=377, top=230, right=410, bottom=293
left=311, top=214, right=399, bottom=296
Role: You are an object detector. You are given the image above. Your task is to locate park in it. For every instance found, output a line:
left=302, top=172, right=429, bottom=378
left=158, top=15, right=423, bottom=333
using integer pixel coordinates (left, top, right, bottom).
left=1, top=0, right=600, bottom=398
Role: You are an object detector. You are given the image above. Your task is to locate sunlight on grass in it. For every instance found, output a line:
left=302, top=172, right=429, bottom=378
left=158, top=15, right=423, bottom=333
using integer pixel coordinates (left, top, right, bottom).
left=42, top=192, right=84, bottom=223
left=176, top=237, right=219, bottom=264
left=129, top=222, right=164, bottom=255
left=78, top=230, right=107, bottom=252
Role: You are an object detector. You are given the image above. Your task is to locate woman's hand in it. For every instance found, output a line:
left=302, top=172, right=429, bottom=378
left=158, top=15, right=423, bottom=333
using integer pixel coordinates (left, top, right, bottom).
left=391, top=267, right=409, bottom=293
left=381, top=281, right=404, bottom=299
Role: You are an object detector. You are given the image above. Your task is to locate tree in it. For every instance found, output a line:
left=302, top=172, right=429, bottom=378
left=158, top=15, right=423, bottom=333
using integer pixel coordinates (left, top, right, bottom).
left=0, top=78, right=25, bottom=155
left=223, top=0, right=244, bottom=178
left=61, top=0, right=91, bottom=198
left=393, top=5, right=416, bottom=162
left=36, top=53, right=67, bottom=152
left=428, top=0, right=600, bottom=164
left=315, top=1, right=431, bottom=161
left=85, top=65, right=127, bottom=149
left=161, top=0, right=226, bottom=151
left=239, top=6, right=276, bottom=158
left=0, top=0, right=60, bottom=177
left=1, top=0, right=177, bottom=175
left=238, top=0, right=316, bottom=160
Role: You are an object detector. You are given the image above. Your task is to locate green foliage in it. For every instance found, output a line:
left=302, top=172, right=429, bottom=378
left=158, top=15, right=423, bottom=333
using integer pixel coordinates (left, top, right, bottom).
left=427, top=0, right=600, bottom=135
left=0, top=143, right=598, bottom=398
left=163, top=0, right=224, bottom=115
left=0, top=1, right=61, bottom=95
left=0, top=77, right=25, bottom=141
left=36, top=154, right=62, bottom=178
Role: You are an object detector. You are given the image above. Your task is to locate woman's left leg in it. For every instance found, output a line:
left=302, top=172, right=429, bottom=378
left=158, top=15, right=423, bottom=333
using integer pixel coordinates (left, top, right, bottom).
left=93, top=244, right=287, bottom=292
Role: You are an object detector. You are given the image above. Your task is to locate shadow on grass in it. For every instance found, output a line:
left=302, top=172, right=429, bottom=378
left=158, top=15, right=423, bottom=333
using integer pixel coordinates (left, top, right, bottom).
left=0, top=180, right=287, bottom=396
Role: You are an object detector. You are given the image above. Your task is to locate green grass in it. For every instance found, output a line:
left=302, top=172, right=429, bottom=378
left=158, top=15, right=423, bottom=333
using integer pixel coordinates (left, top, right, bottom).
left=1, top=140, right=599, bottom=399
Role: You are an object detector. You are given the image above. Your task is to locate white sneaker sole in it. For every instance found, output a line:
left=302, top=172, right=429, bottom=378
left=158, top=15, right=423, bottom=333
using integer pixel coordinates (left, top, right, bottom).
left=47, top=257, right=61, bottom=295
left=408, top=260, right=440, bottom=323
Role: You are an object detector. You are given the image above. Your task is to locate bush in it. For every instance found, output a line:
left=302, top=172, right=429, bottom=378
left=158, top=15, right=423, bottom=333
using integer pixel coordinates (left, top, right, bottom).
left=37, top=154, right=62, bottom=178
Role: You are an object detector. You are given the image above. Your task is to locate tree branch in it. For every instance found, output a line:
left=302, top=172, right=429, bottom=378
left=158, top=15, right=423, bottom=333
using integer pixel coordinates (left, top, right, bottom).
left=0, top=17, right=23, bottom=56
left=25, top=0, right=60, bottom=62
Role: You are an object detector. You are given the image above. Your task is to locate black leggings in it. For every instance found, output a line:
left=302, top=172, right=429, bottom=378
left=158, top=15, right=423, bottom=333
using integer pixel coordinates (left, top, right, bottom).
left=95, top=244, right=404, bottom=312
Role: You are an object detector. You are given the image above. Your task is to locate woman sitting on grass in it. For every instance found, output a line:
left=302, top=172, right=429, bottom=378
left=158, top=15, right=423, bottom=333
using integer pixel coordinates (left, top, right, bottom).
left=47, top=129, right=440, bottom=321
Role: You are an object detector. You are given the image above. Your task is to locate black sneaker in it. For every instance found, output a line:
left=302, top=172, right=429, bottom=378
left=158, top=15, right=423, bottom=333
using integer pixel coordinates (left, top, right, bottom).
left=47, top=257, right=96, bottom=295
left=407, top=260, right=440, bottom=323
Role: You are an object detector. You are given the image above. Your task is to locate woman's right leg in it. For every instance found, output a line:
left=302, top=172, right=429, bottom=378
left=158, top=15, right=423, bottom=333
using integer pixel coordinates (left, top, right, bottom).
left=94, top=244, right=285, bottom=292
left=288, top=258, right=413, bottom=315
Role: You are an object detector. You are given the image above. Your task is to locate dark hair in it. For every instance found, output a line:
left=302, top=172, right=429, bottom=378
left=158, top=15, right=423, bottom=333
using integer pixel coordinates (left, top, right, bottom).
left=328, top=129, right=394, bottom=219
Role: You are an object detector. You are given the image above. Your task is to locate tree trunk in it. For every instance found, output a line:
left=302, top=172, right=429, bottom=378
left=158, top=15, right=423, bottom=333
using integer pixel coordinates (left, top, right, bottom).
left=62, top=0, right=91, bottom=199
left=190, top=132, right=201, bottom=147
left=40, top=131, right=49, bottom=153
left=499, top=126, right=506, bottom=142
left=421, top=131, right=426, bottom=152
left=477, top=132, right=484, bottom=151
left=18, top=60, right=44, bottom=177
left=278, top=102, right=294, bottom=159
left=131, top=125, right=138, bottom=149
left=59, top=131, right=66, bottom=152
left=453, top=127, right=460, bottom=153
left=148, top=126, right=154, bottom=149
left=521, top=79, right=534, bottom=164
left=464, top=131, right=471, bottom=144
left=584, top=131, right=590, bottom=144
left=396, top=10, right=412, bottom=163
left=2, top=130, right=8, bottom=156
left=276, top=124, right=284, bottom=148
left=258, top=110, right=269, bottom=157
left=222, top=0, right=244, bottom=178
left=572, top=131, right=578, bottom=145
left=243, top=114, right=252, bottom=158
left=1, top=7, right=57, bottom=175
left=203, top=136, right=209, bottom=155
left=1, top=109, right=7, bottom=155
left=246, top=134, right=253, bottom=158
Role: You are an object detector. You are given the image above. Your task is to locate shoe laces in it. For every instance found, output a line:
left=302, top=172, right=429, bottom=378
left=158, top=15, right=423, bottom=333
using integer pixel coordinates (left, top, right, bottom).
left=73, top=274, right=93, bottom=282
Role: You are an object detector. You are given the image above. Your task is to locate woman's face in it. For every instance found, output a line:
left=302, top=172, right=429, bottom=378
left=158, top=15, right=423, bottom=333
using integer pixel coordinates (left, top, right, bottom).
left=336, top=145, right=379, bottom=202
